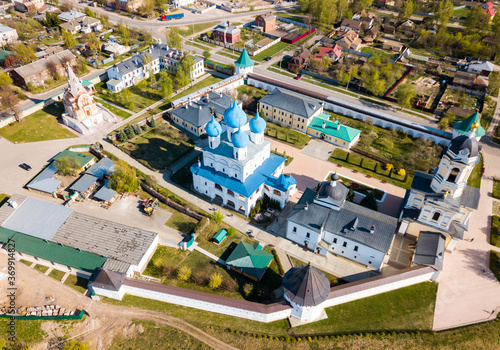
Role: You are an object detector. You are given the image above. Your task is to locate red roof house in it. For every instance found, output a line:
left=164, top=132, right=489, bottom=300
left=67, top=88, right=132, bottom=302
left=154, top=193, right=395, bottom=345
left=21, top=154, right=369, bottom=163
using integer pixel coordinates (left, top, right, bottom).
left=315, top=45, right=342, bottom=62
left=482, top=2, right=496, bottom=19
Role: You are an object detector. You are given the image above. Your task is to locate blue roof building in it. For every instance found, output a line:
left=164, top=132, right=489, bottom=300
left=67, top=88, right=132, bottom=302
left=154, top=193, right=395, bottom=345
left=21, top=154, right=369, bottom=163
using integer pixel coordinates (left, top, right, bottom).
left=191, top=104, right=297, bottom=215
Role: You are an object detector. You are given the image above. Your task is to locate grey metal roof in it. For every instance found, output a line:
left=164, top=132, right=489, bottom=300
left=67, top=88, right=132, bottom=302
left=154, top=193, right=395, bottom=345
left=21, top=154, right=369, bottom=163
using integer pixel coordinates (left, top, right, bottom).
left=0, top=194, right=27, bottom=227
left=89, top=268, right=126, bottom=291
left=410, top=171, right=435, bottom=195
left=170, top=92, right=233, bottom=128
left=69, top=174, right=98, bottom=193
left=26, top=163, right=62, bottom=194
left=51, top=212, right=158, bottom=266
left=13, top=50, right=76, bottom=79
left=2, top=198, right=73, bottom=241
left=93, top=185, right=117, bottom=202
left=316, top=179, right=349, bottom=207
left=449, top=135, right=479, bottom=158
left=282, top=264, right=330, bottom=307
left=259, top=88, right=322, bottom=119
left=0, top=23, right=16, bottom=34
left=102, top=259, right=131, bottom=274
left=288, top=190, right=398, bottom=253
left=58, top=10, right=85, bottom=22
left=460, top=185, right=480, bottom=209
left=85, top=158, right=115, bottom=178
left=413, top=232, right=445, bottom=271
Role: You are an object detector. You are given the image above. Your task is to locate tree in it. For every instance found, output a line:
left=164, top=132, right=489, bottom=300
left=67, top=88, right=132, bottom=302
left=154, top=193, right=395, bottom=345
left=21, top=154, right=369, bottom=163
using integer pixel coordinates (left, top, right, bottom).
left=395, top=83, right=416, bottom=108
left=120, top=89, right=135, bottom=111
left=158, top=71, right=173, bottom=98
left=55, top=156, right=80, bottom=176
left=464, top=7, right=491, bottom=31
left=211, top=210, right=223, bottom=224
left=208, top=272, right=223, bottom=289
left=13, top=43, right=35, bottom=65
left=117, top=129, right=128, bottom=142
left=337, top=0, right=349, bottom=20
left=175, top=68, right=189, bottom=89
left=125, top=126, right=135, bottom=139
left=360, top=192, right=378, bottom=211
left=117, top=23, right=130, bottom=46
left=138, top=0, right=155, bottom=16
left=434, top=0, right=454, bottom=31
left=346, top=187, right=355, bottom=202
left=86, top=32, right=101, bottom=53
left=0, top=86, right=20, bottom=120
left=438, top=115, right=451, bottom=130
left=358, top=0, right=373, bottom=10
left=180, top=53, right=195, bottom=79
left=64, top=340, right=90, bottom=350
left=100, top=13, right=109, bottom=30
left=243, top=283, right=253, bottom=296
left=177, top=266, right=191, bottom=281
left=203, top=49, right=211, bottom=61
left=0, top=72, right=12, bottom=88
left=142, top=52, right=154, bottom=80
left=43, top=12, right=61, bottom=27
left=109, top=160, right=140, bottom=193
left=166, top=27, right=182, bottom=49
left=400, top=0, right=414, bottom=21
left=62, top=29, right=76, bottom=49
left=76, top=55, right=88, bottom=74
left=150, top=117, right=157, bottom=128
left=85, top=8, right=95, bottom=18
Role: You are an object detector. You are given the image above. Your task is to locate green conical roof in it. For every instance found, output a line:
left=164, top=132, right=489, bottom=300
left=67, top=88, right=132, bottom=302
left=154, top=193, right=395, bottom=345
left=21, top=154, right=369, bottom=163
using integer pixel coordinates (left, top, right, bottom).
left=453, top=111, right=485, bottom=137
left=235, top=49, right=254, bottom=68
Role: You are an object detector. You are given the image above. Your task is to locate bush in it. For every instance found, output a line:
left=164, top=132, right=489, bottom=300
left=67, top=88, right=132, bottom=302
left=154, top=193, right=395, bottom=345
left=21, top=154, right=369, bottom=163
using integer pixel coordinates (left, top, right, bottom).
left=208, top=272, right=223, bottom=289
left=397, top=168, right=406, bottom=176
left=211, top=210, right=223, bottom=224
left=177, top=266, right=191, bottom=281
left=227, top=227, right=236, bottom=237
left=191, top=271, right=207, bottom=285
left=271, top=249, right=285, bottom=276
left=162, top=264, right=176, bottom=278
left=243, top=283, right=253, bottom=296
left=194, top=217, right=209, bottom=233
left=223, top=278, right=238, bottom=292
left=117, top=129, right=128, bottom=142
left=142, top=124, right=149, bottom=132
left=149, top=117, right=157, bottom=128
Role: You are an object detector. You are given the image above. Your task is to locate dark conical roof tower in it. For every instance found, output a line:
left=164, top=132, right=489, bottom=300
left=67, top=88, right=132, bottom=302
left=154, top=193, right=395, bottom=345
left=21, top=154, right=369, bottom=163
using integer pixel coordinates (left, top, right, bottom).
left=282, top=264, right=330, bottom=307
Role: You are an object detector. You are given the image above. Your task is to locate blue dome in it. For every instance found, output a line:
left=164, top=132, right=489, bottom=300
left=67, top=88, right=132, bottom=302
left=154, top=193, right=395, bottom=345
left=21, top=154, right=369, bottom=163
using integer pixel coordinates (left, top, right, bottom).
left=249, top=111, right=266, bottom=134
left=231, top=128, right=249, bottom=148
left=205, top=115, right=222, bottom=137
left=224, top=101, right=247, bottom=128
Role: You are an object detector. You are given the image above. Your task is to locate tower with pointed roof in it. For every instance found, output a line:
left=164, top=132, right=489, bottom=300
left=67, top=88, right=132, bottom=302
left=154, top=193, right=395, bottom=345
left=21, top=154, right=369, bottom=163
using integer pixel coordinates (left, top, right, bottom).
left=191, top=101, right=297, bottom=215
left=62, top=63, right=105, bottom=134
left=452, top=110, right=485, bottom=141
left=234, top=48, right=254, bottom=76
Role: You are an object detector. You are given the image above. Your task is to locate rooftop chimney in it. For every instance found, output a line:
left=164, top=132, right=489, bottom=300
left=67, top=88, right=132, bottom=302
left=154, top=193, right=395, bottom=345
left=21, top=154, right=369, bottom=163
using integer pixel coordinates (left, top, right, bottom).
left=322, top=121, right=326, bottom=129
left=370, top=225, right=375, bottom=234
left=304, top=202, right=309, bottom=211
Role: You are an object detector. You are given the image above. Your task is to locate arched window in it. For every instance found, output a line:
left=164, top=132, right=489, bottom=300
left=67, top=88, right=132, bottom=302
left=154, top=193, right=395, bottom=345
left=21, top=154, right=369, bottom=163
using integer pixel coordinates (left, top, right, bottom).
left=447, top=168, right=460, bottom=183
left=227, top=189, right=235, bottom=197
left=432, top=212, right=441, bottom=221
left=215, top=184, right=222, bottom=191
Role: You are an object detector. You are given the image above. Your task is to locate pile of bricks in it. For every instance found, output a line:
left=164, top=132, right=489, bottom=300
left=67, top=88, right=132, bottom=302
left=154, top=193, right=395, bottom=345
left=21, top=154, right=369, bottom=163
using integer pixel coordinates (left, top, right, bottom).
left=1, top=305, right=75, bottom=317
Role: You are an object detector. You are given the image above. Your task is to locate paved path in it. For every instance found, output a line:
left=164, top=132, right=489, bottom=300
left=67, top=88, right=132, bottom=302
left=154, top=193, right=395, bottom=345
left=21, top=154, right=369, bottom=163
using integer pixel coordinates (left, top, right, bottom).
left=275, top=248, right=293, bottom=272
left=432, top=93, right=500, bottom=331
left=194, top=246, right=226, bottom=266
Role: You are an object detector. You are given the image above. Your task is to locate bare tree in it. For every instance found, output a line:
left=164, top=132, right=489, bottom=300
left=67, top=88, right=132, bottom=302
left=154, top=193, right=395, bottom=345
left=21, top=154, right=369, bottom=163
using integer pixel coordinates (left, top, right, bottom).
left=47, top=60, right=60, bottom=80
left=1, top=86, right=21, bottom=121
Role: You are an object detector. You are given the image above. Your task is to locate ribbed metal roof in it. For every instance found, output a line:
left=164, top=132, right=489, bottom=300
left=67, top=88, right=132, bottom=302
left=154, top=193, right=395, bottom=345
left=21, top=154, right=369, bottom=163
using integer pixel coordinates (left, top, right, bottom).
left=0, top=194, right=26, bottom=226
left=89, top=269, right=127, bottom=291
left=69, top=174, right=98, bottom=193
left=260, top=88, right=321, bottom=120
left=282, top=264, right=330, bottom=307
left=413, top=232, right=445, bottom=271
left=26, top=163, right=62, bottom=194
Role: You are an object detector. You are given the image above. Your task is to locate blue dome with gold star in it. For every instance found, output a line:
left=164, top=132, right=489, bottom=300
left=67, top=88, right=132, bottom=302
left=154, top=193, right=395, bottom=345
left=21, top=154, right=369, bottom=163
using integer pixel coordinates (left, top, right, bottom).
left=205, top=115, right=222, bottom=137
left=231, top=128, right=249, bottom=148
left=224, top=101, right=247, bottom=129
left=249, top=111, right=266, bottom=134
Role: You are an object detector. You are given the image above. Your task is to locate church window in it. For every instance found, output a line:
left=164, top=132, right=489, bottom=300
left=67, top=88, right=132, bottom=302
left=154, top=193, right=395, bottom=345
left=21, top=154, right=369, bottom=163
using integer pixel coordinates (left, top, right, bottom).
left=227, top=189, right=235, bottom=197
left=210, top=142, right=213, bottom=148
left=354, top=246, right=358, bottom=251
left=215, top=184, right=222, bottom=191
left=432, top=212, right=441, bottom=221
left=236, top=152, right=238, bottom=158
left=306, top=232, right=310, bottom=238
left=273, top=189, right=281, bottom=196
left=293, top=226, right=297, bottom=232
left=343, top=241, right=347, bottom=247
left=447, top=168, right=460, bottom=183
left=333, top=238, right=337, bottom=244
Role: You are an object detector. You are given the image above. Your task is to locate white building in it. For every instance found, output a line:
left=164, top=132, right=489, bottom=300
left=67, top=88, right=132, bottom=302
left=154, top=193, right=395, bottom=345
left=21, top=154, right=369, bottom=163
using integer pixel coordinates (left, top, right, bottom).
left=12, top=0, right=45, bottom=12
left=399, top=131, right=481, bottom=252
left=106, top=42, right=204, bottom=93
left=170, top=0, right=195, bottom=6
left=191, top=104, right=297, bottom=215
left=286, top=174, right=398, bottom=271
left=58, top=10, right=86, bottom=22
left=0, top=23, right=18, bottom=44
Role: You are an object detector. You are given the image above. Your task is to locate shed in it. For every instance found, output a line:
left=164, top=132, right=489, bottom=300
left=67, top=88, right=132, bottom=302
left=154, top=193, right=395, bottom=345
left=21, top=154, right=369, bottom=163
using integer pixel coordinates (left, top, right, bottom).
left=53, top=149, right=94, bottom=170
left=93, top=184, right=118, bottom=204
left=226, top=241, right=273, bottom=281
left=212, top=229, right=227, bottom=245
left=69, top=174, right=98, bottom=193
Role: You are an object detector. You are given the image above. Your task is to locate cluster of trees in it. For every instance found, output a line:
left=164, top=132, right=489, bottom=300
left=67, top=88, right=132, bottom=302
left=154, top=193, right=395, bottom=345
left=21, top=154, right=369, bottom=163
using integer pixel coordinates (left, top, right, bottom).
left=0, top=72, right=22, bottom=118
left=109, top=160, right=140, bottom=193
left=250, top=195, right=281, bottom=218
left=357, top=55, right=406, bottom=96
left=54, top=156, right=80, bottom=176
left=297, top=0, right=371, bottom=27
left=117, top=118, right=156, bottom=142
left=159, top=263, right=237, bottom=291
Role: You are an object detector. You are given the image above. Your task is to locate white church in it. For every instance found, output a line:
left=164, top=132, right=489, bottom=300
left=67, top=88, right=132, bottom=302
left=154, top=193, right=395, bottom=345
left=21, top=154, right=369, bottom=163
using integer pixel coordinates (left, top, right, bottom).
left=191, top=102, right=297, bottom=215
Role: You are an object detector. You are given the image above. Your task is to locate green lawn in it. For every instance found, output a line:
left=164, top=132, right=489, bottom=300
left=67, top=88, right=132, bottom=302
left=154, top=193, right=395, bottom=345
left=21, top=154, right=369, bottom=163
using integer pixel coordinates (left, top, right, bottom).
left=252, top=41, right=290, bottom=62
left=19, top=259, right=32, bottom=266
left=330, top=149, right=413, bottom=190
left=165, top=211, right=198, bottom=234
left=48, top=269, right=66, bottom=281
left=0, top=320, right=45, bottom=347
left=361, top=47, right=395, bottom=61
left=95, top=98, right=133, bottom=119
left=95, top=80, right=162, bottom=112
left=196, top=220, right=253, bottom=259
left=63, top=274, right=88, bottom=294
left=117, top=122, right=194, bottom=171
left=467, top=153, right=483, bottom=189
left=491, top=216, right=500, bottom=248
left=104, top=281, right=437, bottom=338
left=0, top=193, right=10, bottom=207
left=0, top=104, right=76, bottom=143
left=33, top=264, right=49, bottom=273
left=218, top=50, right=240, bottom=60
left=490, top=250, right=500, bottom=283
left=237, top=85, right=268, bottom=113
left=493, top=179, right=500, bottom=200
left=453, top=7, right=471, bottom=19
left=178, top=21, right=218, bottom=37
left=110, top=320, right=210, bottom=349
left=265, top=121, right=311, bottom=149
left=187, top=40, right=212, bottom=50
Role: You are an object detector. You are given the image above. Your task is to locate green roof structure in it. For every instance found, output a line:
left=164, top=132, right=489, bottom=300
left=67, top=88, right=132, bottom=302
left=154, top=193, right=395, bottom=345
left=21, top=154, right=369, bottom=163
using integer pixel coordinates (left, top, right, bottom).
left=212, top=229, right=227, bottom=245
left=308, top=114, right=361, bottom=142
left=53, top=150, right=94, bottom=168
left=226, top=241, right=273, bottom=281
left=6, top=232, right=106, bottom=272
left=82, top=79, right=93, bottom=87
left=0, top=50, right=12, bottom=63
left=234, top=49, right=254, bottom=68
left=453, top=111, right=485, bottom=138
left=0, top=227, right=17, bottom=243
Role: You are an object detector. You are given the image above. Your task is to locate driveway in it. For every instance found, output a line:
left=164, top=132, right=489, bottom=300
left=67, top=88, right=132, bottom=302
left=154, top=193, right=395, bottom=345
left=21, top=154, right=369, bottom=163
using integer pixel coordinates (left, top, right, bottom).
left=301, top=139, right=336, bottom=161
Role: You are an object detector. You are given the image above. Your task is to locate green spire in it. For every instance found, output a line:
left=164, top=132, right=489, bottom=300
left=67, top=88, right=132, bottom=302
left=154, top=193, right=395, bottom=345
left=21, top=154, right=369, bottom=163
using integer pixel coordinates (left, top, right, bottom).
left=234, top=48, right=254, bottom=68
left=453, top=110, right=485, bottom=137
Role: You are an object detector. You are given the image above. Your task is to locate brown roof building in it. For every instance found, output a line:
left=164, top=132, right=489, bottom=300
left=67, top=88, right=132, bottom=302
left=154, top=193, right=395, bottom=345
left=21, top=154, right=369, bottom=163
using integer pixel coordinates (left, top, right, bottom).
left=255, top=12, right=276, bottom=33
left=288, top=48, right=312, bottom=72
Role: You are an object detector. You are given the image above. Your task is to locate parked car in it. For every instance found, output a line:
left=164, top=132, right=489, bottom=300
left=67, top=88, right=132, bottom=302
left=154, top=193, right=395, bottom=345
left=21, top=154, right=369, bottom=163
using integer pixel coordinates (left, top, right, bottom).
left=294, top=74, right=302, bottom=80
left=19, top=163, right=31, bottom=171
left=264, top=57, right=272, bottom=61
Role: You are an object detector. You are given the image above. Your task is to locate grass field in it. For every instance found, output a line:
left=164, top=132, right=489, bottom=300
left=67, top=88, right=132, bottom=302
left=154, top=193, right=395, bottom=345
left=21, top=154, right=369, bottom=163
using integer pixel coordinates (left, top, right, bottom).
left=110, top=320, right=210, bottom=349
left=63, top=274, right=88, bottom=294
left=117, top=122, right=194, bottom=171
left=0, top=320, right=45, bottom=348
left=48, top=269, right=66, bottom=281
left=0, top=193, right=10, bottom=207
left=96, top=98, right=133, bottom=119
left=19, top=259, right=32, bottom=266
left=253, top=41, right=290, bottom=62
left=467, top=153, right=483, bottom=189
left=0, top=104, right=76, bottom=143
left=491, top=216, right=500, bottom=248
left=178, top=21, right=218, bottom=37
left=33, top=264, right=49, bottom=274
left=95, top=81, right=162, bottom=112
left=490, top=250, right=500, bottom=282
left=493, top=179, right=500, bottom=200
left=265, top=121, right=311, bottom=149
left=165, top=211, right=198, bottom=234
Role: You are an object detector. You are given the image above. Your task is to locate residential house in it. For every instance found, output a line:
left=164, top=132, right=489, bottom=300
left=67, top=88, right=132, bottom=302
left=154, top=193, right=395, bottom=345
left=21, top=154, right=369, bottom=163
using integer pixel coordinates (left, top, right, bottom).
left=288, top=48, right=312, bottom=71
left=115, top=0, right=144, bottom=12
left=315, top=45, right=342, bottom=62
left=482, top=2, right=496, bottom=20
left=58, top=10, right=86, bottom=22
left=360, top=17, right=374, bottom=30
left=0, top=24, right=18, bottom=44
left=335, top=30, right=362, bottom=50
left=59, top=19, right=81, bottom=35
left=10, top=50, right=76, bottom=88
left=352, top=10, right=368, bottom=20
left=451, top=72, right=488, bottom=95
left=258, top=88, right=323, bottom=132
left=306, top=115, right=361, bottom=149
left=80, top=17, right=102, bottom=33
left=12, top=0, right=45, bottom=12
left=397, top=20, right=416, bottom=37
left=382, top=25, right=396, bottom=35
left=363, top=26, right=378, bottom=43
left=213, top=21, right=240, bottom=44
left=106, top=42, right=204, bottom=92
left=340, top=19, right=362, bottom=33
left=0, top=50, right=19, bottom=67
left=169, top=92, right=238, bottom=136
left=286, top=174, right=398, bottom=270
left=255, top=12, right=276, bottom=33
left=226, top=242, right=274, bottom=282
left=382, top=39, right=403, bottom=52
left=102, top=42, right=130, bottom=56
left=465, top=61, right=495, bottom=76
